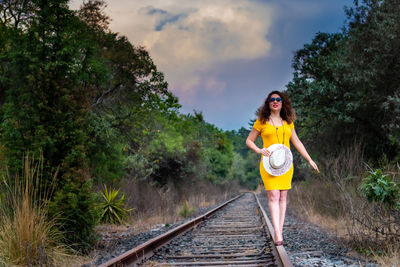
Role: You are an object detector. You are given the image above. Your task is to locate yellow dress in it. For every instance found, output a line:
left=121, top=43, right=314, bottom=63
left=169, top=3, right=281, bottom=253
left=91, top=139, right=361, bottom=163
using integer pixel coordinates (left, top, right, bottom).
left=253, top=118, right=295, bottom=191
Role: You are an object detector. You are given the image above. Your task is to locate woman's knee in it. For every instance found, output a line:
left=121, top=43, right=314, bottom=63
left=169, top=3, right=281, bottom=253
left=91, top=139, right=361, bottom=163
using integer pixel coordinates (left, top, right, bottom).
left=279, top=190, right=288, bottom=202
left=267, top=190, right=280, bottom=202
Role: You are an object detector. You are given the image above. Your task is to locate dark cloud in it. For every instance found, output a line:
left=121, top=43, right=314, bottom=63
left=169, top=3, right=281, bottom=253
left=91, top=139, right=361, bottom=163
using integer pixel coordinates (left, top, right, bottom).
left=146, top=7, right=168, bottom=15
left=178, top=0, right=352, bottom=130
left=70, top=0, right=353, bottom=131
left=142, top=6, right=188, bottom=32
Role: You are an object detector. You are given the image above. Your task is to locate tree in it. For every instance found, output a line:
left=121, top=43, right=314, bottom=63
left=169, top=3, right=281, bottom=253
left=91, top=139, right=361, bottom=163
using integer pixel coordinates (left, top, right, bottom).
left=287, top=0, right=400, bottom=160
left=0, top=0, right=102, bottom=250
left=76, top=0, right=181, bottom=183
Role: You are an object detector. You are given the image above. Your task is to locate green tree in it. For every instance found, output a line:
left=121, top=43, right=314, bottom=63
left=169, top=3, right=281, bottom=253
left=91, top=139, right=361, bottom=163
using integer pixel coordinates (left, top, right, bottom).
left=77, top=0, right=181, bottom=184
left=0, top=0, right=102, bottom=250
left=287, top=0, right=400, bottom=160
left=226, top=125, right=262, bottom=189
left=343, top=0, right=400, bottom=159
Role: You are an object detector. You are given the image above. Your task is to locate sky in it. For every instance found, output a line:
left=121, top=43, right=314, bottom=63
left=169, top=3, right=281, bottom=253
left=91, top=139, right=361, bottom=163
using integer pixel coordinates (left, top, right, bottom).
left=70, top=0, right=353, bottom=130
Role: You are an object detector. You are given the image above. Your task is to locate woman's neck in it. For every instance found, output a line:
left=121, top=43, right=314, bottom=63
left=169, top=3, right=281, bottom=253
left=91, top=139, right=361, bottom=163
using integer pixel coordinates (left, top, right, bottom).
left=269, top=111, right=283, bottom=126
left=270, top=110, right=281, bottom=119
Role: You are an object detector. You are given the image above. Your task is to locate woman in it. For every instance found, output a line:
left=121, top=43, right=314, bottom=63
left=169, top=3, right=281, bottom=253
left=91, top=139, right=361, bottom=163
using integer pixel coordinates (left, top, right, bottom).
left=246, top=90, right=319, bottom=246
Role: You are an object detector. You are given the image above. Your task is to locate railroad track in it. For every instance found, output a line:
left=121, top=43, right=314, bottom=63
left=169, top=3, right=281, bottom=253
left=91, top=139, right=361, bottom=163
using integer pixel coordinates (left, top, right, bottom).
left=99, top=193, right=293, bottom=267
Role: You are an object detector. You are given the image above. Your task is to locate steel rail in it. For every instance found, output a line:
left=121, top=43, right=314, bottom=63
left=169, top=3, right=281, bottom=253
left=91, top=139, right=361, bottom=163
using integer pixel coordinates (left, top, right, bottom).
left=99, top=194, right=243, bottom=267
left=99, top=192, right=294, bottom=267
left=254, top=192, right=294, bottom=267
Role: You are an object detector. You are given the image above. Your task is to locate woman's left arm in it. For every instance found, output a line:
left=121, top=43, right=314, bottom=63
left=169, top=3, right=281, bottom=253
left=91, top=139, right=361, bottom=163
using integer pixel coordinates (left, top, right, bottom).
left=290, top=129, right=320, bottom=173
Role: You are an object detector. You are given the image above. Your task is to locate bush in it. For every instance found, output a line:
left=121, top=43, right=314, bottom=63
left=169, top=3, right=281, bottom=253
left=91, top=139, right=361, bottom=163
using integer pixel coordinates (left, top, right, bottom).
left=178, top=201, right=196, bottom=218
left=49, top=179, right=100, bottom=251
left=360, top=169, right=400, bottom=208
left=289, top=145, right=400, bottom=252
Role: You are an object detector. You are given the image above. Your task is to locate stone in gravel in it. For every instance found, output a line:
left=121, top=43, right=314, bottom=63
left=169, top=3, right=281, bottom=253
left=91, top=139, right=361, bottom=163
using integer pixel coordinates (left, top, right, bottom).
left=256, top=194, right=379, bottom=267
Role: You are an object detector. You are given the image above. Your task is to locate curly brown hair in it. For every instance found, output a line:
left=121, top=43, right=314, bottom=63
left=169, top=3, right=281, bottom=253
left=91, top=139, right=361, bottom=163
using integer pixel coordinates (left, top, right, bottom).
left=257, top=90, right=296, bottom=124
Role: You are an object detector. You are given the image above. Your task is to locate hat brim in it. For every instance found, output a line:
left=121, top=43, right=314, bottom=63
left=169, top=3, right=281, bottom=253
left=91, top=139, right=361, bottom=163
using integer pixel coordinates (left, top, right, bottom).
left=262, top=144, right=293, bottom=176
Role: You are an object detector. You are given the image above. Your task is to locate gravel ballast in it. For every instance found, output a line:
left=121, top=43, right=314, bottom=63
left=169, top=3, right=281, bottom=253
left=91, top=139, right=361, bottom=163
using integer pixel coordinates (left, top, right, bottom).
left=84, top=193, right=379, bottom=266
left=257, top=194, right=379, bottom=267
left=84, top=204, right=221, bottom=266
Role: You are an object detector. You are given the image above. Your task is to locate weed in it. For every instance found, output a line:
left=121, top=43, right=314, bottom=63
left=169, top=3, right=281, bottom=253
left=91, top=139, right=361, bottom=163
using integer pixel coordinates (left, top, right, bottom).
left=360, top=168, right=399, bottom=208
left=178, top=201, right=196, bottom=218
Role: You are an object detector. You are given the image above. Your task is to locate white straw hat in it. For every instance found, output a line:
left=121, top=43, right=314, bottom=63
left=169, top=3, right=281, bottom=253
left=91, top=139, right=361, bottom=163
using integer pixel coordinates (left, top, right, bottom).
left=262, top=144, right=293, bottom=176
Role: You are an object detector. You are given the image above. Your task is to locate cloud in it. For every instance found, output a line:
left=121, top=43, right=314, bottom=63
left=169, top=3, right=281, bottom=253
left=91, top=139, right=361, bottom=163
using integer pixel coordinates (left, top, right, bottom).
left=81, top=0, right=273, bottom=102
left=204, top=76, right=226, bottom=93
left=69, top=0, right=350, bottom=129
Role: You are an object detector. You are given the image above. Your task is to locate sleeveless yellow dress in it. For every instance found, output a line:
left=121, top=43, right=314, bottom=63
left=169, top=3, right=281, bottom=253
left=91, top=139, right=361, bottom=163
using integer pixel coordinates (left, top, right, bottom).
left=253, top=119, right=294, bottom=191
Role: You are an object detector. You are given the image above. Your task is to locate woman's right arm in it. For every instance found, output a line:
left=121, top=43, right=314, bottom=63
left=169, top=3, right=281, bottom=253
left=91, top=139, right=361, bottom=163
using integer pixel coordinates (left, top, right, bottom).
left=246, top=128, right=269, bottom=156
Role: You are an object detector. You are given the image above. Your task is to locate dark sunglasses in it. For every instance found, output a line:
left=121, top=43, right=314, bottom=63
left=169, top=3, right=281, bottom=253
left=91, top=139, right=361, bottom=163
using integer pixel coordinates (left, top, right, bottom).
left=269, top=97, right=282, bottom=102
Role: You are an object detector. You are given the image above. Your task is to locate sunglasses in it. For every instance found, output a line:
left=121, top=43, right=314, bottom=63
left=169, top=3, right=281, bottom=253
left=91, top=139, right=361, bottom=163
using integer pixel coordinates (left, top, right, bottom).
left=269, top=97, right=282, bottom=102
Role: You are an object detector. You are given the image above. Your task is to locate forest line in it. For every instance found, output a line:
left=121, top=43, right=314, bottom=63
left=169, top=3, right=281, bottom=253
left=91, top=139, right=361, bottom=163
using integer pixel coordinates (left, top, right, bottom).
left=0, top=0, right=399, bottom=265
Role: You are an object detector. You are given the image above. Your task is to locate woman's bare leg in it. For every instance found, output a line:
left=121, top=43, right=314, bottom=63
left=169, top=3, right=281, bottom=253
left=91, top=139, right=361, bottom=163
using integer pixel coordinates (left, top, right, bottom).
left=278, top=190, right=288, bottom=239
left=267, top=190, right=282, bottom=241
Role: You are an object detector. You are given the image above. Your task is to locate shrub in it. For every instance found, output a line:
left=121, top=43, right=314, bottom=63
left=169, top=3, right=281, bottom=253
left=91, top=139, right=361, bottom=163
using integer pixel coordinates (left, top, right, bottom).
left=49, top=179, right=101, bottom=251
left=99, top=185, right=133, bottom=224
left=178, top=201, right=196, bottom=218
left=360, top=169, right=400, bottom=208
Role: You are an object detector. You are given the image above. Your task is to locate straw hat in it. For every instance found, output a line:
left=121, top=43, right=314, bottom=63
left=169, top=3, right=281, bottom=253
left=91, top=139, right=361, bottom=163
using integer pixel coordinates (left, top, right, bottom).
left=262, top=144, right=293, bottom=176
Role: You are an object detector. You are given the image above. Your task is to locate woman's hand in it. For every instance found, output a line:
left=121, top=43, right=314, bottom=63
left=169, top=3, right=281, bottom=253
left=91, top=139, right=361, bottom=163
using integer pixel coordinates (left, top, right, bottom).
left=308, top=159, right=320, bottom=173
left=258, top=148, right=271, bottom=157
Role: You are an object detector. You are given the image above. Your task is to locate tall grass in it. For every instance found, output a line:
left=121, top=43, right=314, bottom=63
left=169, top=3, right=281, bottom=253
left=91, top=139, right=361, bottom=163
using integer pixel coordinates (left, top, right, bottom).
left=288, top=142, right=400, bottom=264
left=122, top=178, right=239, bottom=227
left=0, top=154, right=64, bottom=266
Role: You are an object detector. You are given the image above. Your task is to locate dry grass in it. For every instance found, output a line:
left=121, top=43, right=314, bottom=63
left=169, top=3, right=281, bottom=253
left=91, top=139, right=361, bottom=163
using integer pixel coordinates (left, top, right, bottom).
left=0, top=155, right=77, bottom=266
left=92, top=178, right=241, bottom=244
left=0, top=203, right=59, bottom=265
left=372, top=244, right=400, bottom=267
left=87, top=181, right=241, bottom=267
left=254, top=183, right=265, bottom=194
left=288, top=143, right=399, bottom=263
left=291, top=208, right=350, bottom=239
left=290, top=182, right=400, bottom=266
left=94, top=221, right=159, bottom=236
left=122, top=178, right=240, bottom=223
left=289, top=178, right=345, bottom=221
left=188, top=193, right=216, bottom=209
left=47, top=253, right=93, bottom=267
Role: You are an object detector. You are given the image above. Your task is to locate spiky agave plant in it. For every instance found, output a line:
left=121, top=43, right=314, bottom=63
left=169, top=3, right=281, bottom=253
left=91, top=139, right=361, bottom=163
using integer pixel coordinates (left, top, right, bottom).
left=99, top=185, right=133, bottom=224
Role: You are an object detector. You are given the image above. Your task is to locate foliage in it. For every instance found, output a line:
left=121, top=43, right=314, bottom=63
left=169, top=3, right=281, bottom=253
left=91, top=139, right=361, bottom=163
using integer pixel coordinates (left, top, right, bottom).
left=0, top=0, right=255, bottom=252
left=49, top=180, right=100, bottom=251
left=226, top=125, right=262, bottom=189
left=285, top=0, right=400, bottom=256
left=135, top=112, right=236, bottom=186
left=360, top=169, right=400, bottom=208
left=0, top=0, right=103, bottom=250
left=76, top=0, right=182, bottom=186
left=99, top=185, right=133, bottom=225
left=76, top=1, right=239, bottom=189
left=287, top=0, right=400, bottom=160
left=86, top=112, right=127, bottom=184
left=178, top=201, right=196, bottom=218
